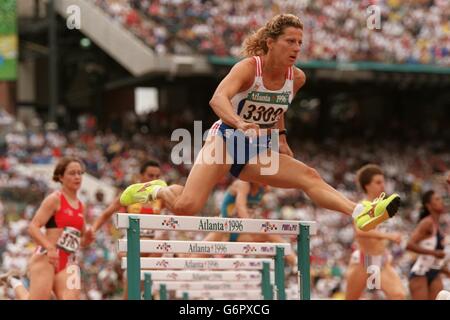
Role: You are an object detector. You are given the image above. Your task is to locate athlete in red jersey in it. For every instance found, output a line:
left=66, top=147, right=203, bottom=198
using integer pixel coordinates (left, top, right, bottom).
left=40, top=191, right=85, bottom=273
left=1, top=157, right=93, bottom=299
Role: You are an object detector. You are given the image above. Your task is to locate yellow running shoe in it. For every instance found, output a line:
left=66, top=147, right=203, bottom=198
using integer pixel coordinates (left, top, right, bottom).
left=354, top=193, right=401, bottom=231
left=120, top=180, right=167, bottom=206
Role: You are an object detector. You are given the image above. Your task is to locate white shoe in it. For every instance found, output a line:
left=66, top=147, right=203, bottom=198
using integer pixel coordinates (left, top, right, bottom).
left=436, top=290, right=450, bottom=300
left=0, top=270, right=23, bottom=287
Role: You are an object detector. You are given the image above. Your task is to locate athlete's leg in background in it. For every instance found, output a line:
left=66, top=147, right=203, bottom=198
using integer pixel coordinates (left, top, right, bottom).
left=345, top=262, right=368, bottom=300
left=380, top=264, right=406, bottom=300
left=27, top=255, right=55, bottom=300
left=12, top=283, right=29, bottom=300
left=428, top=273, right=444, bottom=300
left=53, top=264, right=81, bottom=300
left=409, top=276, right=429, bottom=300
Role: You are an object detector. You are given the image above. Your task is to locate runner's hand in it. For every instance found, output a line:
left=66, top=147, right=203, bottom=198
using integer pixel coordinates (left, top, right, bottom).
left=389, top=233, right=402, bottom=244
left=279, top=142, right=294, bottom=157
left=236, top=120, right=260, bottom=137
left=83, top=226, right=95, bottom=247
left=47, top=247, right=59, bottom=269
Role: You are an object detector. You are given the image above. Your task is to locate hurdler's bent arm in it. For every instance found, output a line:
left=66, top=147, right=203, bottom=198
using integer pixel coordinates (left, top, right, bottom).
left=406, top=219, right=444, bottom=258
left=209, top=58, right=258, bottom=131
left=91, top=197, right=121, bottom=233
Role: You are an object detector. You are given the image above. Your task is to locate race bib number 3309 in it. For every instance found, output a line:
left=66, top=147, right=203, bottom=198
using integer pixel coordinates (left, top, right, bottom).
left=238, top=92, right=288, bottom=125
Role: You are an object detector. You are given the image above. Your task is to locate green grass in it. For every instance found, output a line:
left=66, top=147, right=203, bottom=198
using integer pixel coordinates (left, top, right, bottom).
left=0, top=58, right=17, bottom=80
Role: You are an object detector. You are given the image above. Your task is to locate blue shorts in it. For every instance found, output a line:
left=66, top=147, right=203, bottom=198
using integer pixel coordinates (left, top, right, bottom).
left=410, top=269, right=441, bottom=285
left=210, top=121, right=272, bottom=178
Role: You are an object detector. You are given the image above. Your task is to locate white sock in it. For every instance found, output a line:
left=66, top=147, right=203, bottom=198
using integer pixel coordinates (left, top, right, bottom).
left=8, top=277, right=23, bottom=290
left=152, top=186, right=162, bottom=201
left=436, top=290, right=450, bottom=300
left=351, top=203, right=365, bottom=220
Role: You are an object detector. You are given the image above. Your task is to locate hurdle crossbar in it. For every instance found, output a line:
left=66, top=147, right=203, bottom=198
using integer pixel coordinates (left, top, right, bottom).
left=151, top=281, right=261, bottom=291
left=138, top=270, right=274, bottom=282
left=173, top=289, right=299, bottom=300
left=174, top=290, right=263, bottom=300
left=118, top=239, right=292, bottom=255
left=114, top=213, right=317, bottom=235
left=119, top=214, right=314, bottom=301
left=122, top=257, right=275, bottom=270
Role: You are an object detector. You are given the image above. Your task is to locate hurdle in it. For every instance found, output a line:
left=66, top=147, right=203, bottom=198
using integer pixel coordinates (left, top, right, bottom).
left=119, top=239, right=281, bottom=299
left=141, top=271, right=268, bottom=300
left=174, top=290, right=263, bottom=300
left=173, top=289, right=300, bottom=300
left=137, top=270, right=272, bottom=282
left=151, top=281, right=261, bottom=291
left=115, top=213, right=316, bottom=300
left=143, top=274, right=167, bottom=301
left=118, top=239, right=285, bottom=299
left=124, top=257, right=274, bottom=298
left=117, top=239, right=291, bottom=256
left=121, top=257, right=275, bottom=270
left=143, top=273, right=151, bottom=300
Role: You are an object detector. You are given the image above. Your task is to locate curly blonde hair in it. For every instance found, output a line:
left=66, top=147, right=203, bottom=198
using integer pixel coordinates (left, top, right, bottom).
left=242, top=14, right=303, bottom=57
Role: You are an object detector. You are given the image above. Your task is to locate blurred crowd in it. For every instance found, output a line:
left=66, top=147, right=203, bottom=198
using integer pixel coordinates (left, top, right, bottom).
left=1, top=108, right=449, bottom=300
left=94, top=0, right=450, bottom=66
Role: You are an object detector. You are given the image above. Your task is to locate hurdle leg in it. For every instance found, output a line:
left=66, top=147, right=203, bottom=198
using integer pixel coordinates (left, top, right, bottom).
left=262, top=262, right=273, bottom=300
left=144, top=273, right=152, bottom=300
left=127, top=217, right=141, bottom=300
left=275, top=246, right=286, bottom=300
left=297, top=224, right=311, bottom=300
left=160, top=284, right=168, bottom=300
